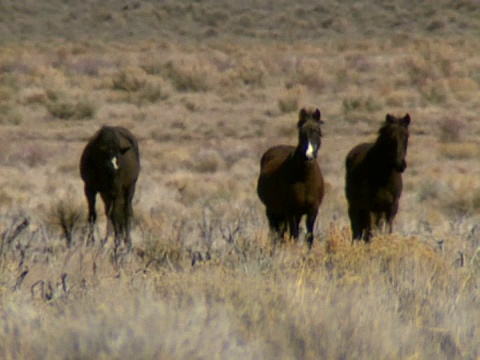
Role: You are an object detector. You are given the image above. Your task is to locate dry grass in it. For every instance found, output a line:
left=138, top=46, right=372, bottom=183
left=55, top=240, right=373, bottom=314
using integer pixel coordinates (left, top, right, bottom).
left=1, top=0, right=480, bottom=359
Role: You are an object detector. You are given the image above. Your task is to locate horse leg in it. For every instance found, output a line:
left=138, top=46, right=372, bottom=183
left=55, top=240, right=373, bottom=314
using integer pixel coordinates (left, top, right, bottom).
left=305, top=211, right=318, bottom=249
left=100, top=192, right=115, bottom=247
left=373, top=212, right=385, bottom=234
left=112, top=196, right=126, bottom=253
left=288, top=215, right=301, bottom=242
left=123, top=183, right=136, bottom=251
left=84, top=186, right=97, bottom=246
left=266, top=209, right=283, bottom=243
left=386, top=202, right=399, bottom=234
left=351, top=208, right=371, bottom=242
left=348, top=207, right=363, bottom=242
left=362, top=211, right=373, bottom=242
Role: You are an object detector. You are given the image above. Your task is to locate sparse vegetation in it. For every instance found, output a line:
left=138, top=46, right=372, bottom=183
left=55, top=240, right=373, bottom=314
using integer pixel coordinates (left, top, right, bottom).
left=439, top=118, right=464, bottom=143
left=1, top=0, right=480, bottom=359
left=46, top=95, right=97, bottom=120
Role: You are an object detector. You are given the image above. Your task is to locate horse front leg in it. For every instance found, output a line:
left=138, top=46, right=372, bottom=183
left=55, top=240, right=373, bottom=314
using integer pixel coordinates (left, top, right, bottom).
left=100, top=192, right=115, bottom=247
left=305, top=211, right=318, bottom=249
left=123, top=183, right=137, bottom=251
left=386, top=201, right=399, bottom=235
left=348, top=207, right=364, bottom=243
left=288, top=215, right=301, bottom=241
left=266, top=209, right=284, bottom=245
left=84, top=186, right=97, bottom=246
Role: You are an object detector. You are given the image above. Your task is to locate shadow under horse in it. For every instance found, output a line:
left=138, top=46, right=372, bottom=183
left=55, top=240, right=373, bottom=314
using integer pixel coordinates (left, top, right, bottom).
left=257, top=107, right=325, bottom=249
left=345, top=113, right=410, bottom=242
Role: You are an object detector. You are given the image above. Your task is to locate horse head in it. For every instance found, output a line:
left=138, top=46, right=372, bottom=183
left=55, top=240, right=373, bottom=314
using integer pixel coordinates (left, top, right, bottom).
left=379, top=113, right=410, bottom=172
left=297, top=107, right=324, bottom=161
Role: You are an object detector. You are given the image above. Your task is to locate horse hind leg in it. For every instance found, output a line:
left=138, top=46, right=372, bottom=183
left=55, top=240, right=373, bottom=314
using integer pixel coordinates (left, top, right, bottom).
left=288, top=215, right=301, bottom=241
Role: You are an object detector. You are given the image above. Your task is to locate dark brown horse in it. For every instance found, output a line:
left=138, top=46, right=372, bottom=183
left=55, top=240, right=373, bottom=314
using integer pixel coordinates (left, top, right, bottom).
left=257, top=107, right=325, bottom=249
left=80, top=126, right=140, bottom=250
left=345, top=114, right=410, bottom=242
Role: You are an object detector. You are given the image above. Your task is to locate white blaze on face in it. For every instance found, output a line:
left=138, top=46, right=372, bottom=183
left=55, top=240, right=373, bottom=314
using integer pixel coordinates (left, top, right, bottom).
left=111, top=156, right=119, bottom=171
left=305, top=141, right=315, bottom=160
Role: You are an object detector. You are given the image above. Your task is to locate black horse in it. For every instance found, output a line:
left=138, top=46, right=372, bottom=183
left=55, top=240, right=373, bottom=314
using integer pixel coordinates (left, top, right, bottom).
left=80, top=126, right=140, bottom=250
left=257, top=107, right=325, bottom=249
left=345, top=113, right=410, bottom=242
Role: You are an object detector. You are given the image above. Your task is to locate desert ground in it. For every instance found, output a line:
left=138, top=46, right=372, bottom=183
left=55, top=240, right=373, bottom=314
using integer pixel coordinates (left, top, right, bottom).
left=0, top=1, right=480, bottom=358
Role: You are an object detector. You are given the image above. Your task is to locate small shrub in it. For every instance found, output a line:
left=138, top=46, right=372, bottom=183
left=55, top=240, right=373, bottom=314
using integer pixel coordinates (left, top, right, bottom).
left=278, top=85, right=304, bottom=114
left=342, top=95, right=382, bottom=114
left=420, top=79, right=449, bottom=105
left=342, top=97, right=362, bottom=113
left=139, top=79, right=171, bottom=103
left=198, top=8, right=230, bottom=27
left=385, top=90, right=417, bottom=108
left=74, top=98, right=97, bottom=119
left=236, top=14, right=253, bottom=27
left=440, top=142, right=480, bottom=160
left=141, top=60, right=164, bottom=75
left=22, top=90, right=48, bottom=105
left=417, top=179, right=452, bottom=203
left=112, top=66, right=148, bottom=92
left=47, top=101, right=76, bottom=119
left=162, top=61, right=213, bottom=92
left=67, top=58, right=111, bottom=76
left=46, top=96, right=96, bottom=120
left=448, top=77, right=479, bottom=102
left=192, top=149, right=224, bottom=173
left=0, top=103, right=23, bottom=125
left=278, top=95, right=299, bottom=114
left=438, top=118, right=464, bottom=143
left=406, top=56, right=436, bottom=86
left=0, top=86, right=14, bottom=102
left=227, top=59, right=266, bottom=88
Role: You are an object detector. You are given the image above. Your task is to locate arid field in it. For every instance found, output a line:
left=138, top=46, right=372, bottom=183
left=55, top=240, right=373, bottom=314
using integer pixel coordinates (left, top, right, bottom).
left=1, top=1, right=480, bottom=359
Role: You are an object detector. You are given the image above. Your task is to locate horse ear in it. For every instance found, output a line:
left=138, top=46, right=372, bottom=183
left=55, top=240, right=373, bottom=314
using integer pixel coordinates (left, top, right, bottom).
left=298, top=108, right=307, bottom=127
left=313, top=108, right=321, bottom=121
left=385, top=114, right=396, bottom=124
left=299, top=108, right=307, bottom=119
left=402, top=113, right=411, bottom=126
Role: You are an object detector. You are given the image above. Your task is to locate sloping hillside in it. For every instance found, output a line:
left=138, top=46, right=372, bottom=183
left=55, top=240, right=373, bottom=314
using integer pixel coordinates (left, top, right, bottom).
left=0, top=0, right=479, bottom=43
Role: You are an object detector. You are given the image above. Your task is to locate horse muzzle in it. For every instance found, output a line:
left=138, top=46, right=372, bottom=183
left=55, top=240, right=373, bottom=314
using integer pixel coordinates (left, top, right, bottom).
left=395, top=160, right=407, bottom=172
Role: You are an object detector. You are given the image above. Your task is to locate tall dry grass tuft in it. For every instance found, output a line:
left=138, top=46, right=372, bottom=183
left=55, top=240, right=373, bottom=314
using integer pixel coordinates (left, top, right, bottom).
left=45, top=197, right=85, bottom=248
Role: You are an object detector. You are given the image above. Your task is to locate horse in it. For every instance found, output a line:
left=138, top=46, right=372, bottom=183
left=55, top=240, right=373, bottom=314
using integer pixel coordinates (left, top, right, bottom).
left=80, top=126, right=140, bottom=251
left=345, top=113, right=410, bottom=242
left=257, top=107, right=325, bottom=249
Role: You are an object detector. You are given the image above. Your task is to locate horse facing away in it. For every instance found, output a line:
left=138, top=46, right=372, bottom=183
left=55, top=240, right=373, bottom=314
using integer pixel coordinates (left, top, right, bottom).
left=257, top=107, right=325, bottom=249
left=345, top=113, right=410, bottom=242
